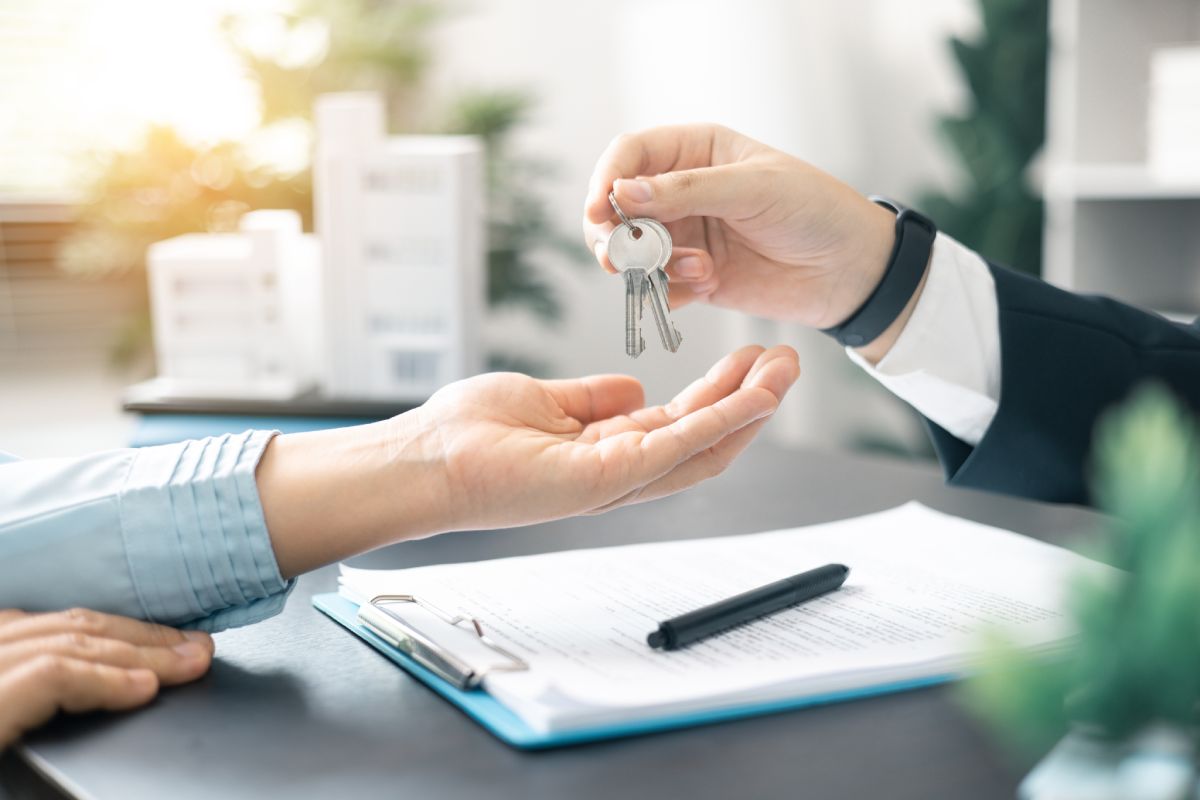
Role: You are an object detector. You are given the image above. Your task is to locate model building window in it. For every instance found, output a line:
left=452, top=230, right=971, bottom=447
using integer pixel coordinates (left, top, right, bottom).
left=364, top=167, right=443, bottom=193
left=390, top=351, right=439, bottom=384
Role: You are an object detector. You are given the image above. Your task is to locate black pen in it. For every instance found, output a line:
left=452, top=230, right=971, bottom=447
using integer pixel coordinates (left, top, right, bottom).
left=646, top=563, right=850, bottom=650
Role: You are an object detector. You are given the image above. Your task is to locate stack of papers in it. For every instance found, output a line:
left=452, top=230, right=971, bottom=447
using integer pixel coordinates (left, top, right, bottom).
left=336, top=503, right=1114, bottom=735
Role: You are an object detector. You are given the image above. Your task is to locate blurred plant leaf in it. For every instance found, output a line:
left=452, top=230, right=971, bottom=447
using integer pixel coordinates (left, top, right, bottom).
left=919, top=0, right=1048, bottom=276
left=443, top=88, right=588, bottom=324
left=965, top=384, right=1200, bottom=755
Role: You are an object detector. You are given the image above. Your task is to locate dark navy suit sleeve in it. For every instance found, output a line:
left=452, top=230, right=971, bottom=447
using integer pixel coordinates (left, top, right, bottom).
left=924, top=263, right=1200, bottom=505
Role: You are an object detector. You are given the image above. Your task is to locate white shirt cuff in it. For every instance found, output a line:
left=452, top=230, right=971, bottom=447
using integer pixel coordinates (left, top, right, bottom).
left=846, top=233, right=1000, bottom=446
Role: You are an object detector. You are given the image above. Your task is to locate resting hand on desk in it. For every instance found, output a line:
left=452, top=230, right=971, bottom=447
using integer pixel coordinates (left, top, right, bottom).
left=257, top=344, right=799, bottom=577
left=0, top=610, right=213, bottom=749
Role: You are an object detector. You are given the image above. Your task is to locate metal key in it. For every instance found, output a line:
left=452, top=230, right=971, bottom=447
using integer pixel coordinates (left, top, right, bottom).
left=608, top=220, right=660, bottom=357
left=606, top=194, right=683, bottom=357
left=622, top=265, right=646, bottom=357
left=644, top=261, right=683, bottom=353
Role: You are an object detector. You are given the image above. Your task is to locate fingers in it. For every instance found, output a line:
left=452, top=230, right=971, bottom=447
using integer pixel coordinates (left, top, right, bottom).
left=667, top=278, right=715, bottom=311
left=0, top=657, right=159, bottom=747
left=661, top=344, right=797, bottom=422
left=610, top=164, right=763, bottom=225
left=589, top=222, right=618, bottom=274
left=665, top=247, right=718, bottom=308
left=645, top=349, right=802, bottom=497
left=0, top=633, right=211, bottom=687
left=0, top=608, right=212, bottom=652
left=741, top=344, right=802, bottom=403
left=667, top=248, right=714, bottom=283
left=593, top=417, right=771, bottom=513
left=593, top=347, right=800, bottom=511
left=541, top=374, right=645, bottom=425
left=632, top=346, right=800, bottom=480
left=0, top=609, right=213, bottom=749
left=584, top=124, right=729, bottom=225
left=628, top=345, right=765, bottom=431
left=587, top=226, right=716, bottom=306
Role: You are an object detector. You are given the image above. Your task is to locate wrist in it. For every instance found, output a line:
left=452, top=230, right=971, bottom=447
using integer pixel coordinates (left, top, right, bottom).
left=853, top=255, right=930, bottom=364
left=820, top=198, right=934, bottom=353
left=821, top=201, right=897, bottom=329
left=257, top=413, right=452, bottom=577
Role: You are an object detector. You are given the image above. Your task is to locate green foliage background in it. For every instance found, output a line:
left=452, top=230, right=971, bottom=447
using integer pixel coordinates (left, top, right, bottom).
left=59, top=0, right=573, bottom=366
left=920, top=0, right=1048, bottom=276
left=968, top=384, right=1200, bottom=754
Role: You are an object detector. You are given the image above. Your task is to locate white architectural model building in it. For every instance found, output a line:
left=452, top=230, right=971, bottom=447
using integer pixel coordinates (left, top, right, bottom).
left=146, top=209, right=321, bottom=399
left=314, top=92, right=485, bottom=400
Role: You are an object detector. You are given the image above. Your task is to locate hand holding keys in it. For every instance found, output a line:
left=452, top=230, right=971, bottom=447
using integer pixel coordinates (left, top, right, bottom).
left=607, top=192, right=683, bottom=358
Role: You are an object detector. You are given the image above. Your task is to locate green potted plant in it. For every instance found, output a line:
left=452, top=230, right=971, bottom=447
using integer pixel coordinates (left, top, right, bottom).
left=969, top=384, right=1200, bottom=798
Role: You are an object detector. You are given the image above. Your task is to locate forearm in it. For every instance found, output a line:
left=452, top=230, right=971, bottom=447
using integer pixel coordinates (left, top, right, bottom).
left=930, top=263, right=1200, bottom=504
left=0, top=432, right=291, bottom=632
left=255, top=413, right=451, bottom=578
left=851, top=238, right=1200, bottom=504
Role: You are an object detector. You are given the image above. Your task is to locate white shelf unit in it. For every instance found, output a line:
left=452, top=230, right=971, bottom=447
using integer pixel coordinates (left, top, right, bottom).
left=1043, top=0, right=1200, bottom=316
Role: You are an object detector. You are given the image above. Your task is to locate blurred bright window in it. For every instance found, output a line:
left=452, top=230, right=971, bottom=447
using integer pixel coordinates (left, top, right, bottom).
left=0, top=0, right=261, bottom=196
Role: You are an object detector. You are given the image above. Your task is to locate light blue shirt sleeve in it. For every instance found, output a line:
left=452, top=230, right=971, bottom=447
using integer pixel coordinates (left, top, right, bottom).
left=0, top=430, right=295, bottom=632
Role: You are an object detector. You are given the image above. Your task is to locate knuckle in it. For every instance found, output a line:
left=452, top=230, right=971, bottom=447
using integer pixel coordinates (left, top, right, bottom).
left=27, top=654, right=68, bottom=686
left=666, top=170, right=697, bottom=194
left=58, top=631, right=92, bottom=651
left=63, top=607, right=104, bottom=635
left=700, top=448, right=726, bottom=478
left=609, top=132, right=635, bottom=153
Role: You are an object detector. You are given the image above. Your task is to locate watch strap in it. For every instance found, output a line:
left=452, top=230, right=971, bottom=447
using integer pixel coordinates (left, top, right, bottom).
left=820, top=198, right=936, bottom=347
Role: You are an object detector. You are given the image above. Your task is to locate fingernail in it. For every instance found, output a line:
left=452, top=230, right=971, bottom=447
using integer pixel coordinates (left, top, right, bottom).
left=616, top=178, right=653, bottom=203
left=676, top=256, right=703, bottom=277
left=173, top=642, right=207, bottom=659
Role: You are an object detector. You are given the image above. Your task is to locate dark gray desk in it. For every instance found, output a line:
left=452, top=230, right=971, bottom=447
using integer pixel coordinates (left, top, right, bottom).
left=8, top=446, right=1103, bottom=800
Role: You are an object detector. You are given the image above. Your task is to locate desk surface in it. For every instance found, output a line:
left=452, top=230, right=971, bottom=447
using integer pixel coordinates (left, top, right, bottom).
left=14, top=445, right=1103, bottom=800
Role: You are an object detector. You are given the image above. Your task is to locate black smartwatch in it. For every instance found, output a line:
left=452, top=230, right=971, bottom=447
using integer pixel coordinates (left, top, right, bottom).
left=819, top=197, right=936, bottom=348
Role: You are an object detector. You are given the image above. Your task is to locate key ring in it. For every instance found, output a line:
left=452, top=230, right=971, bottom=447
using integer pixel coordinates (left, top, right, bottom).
left=608, top=191, right=637, bottom=234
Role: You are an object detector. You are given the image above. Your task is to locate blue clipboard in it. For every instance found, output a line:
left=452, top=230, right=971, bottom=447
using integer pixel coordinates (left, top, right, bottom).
left=313, top=592, right=958, bottom=750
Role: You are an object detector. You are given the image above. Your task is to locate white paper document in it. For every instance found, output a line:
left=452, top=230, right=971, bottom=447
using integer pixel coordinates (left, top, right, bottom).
left=339, top=503, right=1115, bottom=733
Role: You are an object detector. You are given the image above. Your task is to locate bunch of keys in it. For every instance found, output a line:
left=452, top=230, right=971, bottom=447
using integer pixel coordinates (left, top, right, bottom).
left=607, top=191, right=683, bottom=358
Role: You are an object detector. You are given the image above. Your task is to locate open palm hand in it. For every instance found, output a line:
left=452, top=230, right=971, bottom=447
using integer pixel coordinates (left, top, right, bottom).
left=416, top=345, right=799, bottom=532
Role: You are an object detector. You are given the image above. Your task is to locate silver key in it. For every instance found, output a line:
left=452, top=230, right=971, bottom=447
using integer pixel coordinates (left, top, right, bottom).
left=621, top=267, right=646, bottom=357
left=645, top=265, right=683, bottom=352
left=606, top=196, right=683, bottom=357
left=608, top=220, right=661, bottom=358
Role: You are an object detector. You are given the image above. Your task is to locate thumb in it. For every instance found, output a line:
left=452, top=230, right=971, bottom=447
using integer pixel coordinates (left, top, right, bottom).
left=613, top=164, right=757, bottom=224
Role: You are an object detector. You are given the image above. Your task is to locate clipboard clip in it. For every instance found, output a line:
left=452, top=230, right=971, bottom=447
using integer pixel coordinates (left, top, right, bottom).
left=356, top=594, right=529, bottom=690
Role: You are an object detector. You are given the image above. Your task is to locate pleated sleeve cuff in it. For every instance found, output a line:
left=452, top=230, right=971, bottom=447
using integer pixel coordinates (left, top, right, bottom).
left=117, top=430, right=295, bottom=632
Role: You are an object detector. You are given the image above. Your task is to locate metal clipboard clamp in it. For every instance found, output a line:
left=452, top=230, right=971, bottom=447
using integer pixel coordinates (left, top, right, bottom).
left=356, top=594, right=529, bottom=691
